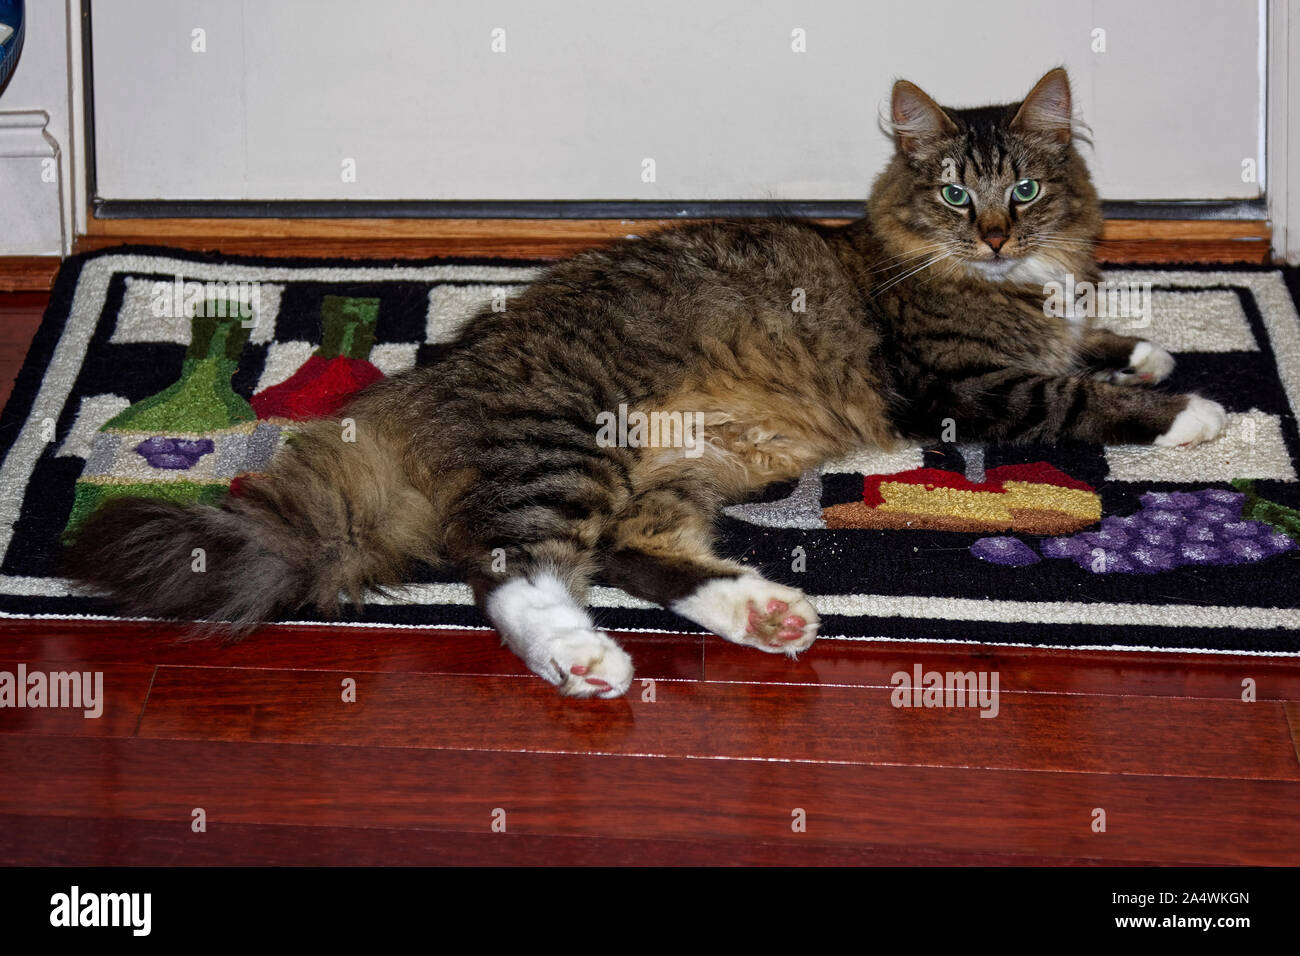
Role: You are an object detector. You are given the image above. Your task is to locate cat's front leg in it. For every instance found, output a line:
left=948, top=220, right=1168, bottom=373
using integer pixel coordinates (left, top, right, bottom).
left=1069, top=381, right=1224, bottom=446
left=1080, top=327, right=1175, bottom=386
left=1153, top=395, right=1227, bottom=447
left=945, top=370, right=1225, bottom=447
left=1065, top=379, right=1224, bottom=446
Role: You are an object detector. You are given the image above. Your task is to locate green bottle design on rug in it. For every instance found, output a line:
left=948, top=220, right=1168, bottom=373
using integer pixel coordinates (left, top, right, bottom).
left=64, top=303, right=273, bottom=537
left=103, top=312, right=255, bottom=432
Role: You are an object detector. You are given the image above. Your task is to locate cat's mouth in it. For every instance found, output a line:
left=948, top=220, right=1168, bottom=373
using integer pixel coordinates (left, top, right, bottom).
left=968, top=256, right=1022, bottom=280
left=964, top=251, right=1066, bottom=288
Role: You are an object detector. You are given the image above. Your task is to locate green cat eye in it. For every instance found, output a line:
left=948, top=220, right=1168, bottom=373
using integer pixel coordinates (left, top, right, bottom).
left=1012, top=179, right=1041, bottom=203
left=941, top=185, right=970, bottom=207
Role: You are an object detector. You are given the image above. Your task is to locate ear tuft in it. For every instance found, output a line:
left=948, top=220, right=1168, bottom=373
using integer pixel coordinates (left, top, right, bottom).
left=891, top=79, right=958, bottom=156
left=1010, top=68, right=1073, bottom=144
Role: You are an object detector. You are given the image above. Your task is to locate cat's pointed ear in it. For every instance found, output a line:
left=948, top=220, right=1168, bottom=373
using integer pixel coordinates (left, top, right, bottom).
left=1010, top=68, right=1074, bottom=144
left=891, top=80, right=957, bottom=155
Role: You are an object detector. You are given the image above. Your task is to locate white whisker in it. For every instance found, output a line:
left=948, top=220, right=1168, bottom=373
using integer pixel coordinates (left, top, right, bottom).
left=867, top=242, right=955, bottom=273
left=871, top=251, right=954, bottom=297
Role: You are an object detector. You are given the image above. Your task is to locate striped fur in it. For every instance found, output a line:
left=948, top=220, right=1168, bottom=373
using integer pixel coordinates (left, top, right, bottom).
left=64, top=69, right=1221, bottom=695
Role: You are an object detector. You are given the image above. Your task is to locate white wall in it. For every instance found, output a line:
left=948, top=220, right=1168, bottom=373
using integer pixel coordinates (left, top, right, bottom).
left=0, top=0, right=75, bottom=254
left=90, top=0, right=1264, bottom=204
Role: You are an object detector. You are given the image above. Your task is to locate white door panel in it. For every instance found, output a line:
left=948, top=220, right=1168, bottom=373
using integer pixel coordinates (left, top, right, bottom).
left=90, top=0, right=1264, bottom=203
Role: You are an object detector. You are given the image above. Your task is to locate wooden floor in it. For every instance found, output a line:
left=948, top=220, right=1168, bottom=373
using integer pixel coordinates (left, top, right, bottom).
left=2, top=272, right=1299, bottom=866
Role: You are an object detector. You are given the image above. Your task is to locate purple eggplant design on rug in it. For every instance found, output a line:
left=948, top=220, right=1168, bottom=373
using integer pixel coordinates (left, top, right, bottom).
left=973, top=487, right=1297, bottom=572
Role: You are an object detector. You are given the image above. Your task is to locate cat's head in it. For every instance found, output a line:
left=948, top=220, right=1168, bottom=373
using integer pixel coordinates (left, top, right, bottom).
left=866, top=68, right=1101, bottom=288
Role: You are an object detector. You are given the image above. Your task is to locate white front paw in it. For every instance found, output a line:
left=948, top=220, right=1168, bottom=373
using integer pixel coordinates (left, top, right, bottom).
left=1155, top=396, right=1226, bottom=447
left=1129, top=341, right=1176, bottom=383
left=1098, top=341, right=1175, bottom=385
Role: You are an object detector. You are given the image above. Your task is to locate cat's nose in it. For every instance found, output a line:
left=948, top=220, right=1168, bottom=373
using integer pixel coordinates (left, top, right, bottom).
left=983, top=229, right=1008, bottom=252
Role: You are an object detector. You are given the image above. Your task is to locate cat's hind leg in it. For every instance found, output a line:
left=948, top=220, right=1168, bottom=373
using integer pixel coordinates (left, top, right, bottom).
left=671, top=572, right=819, bottom=655
left=601, top=485, right=819, bottom=655
left=482, top=567, right=633, bottom=698
left=450, top=472, right=634, bottom=698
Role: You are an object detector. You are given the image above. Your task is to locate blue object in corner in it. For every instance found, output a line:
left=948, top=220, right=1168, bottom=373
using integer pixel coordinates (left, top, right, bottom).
left=0, top=0, right=26, bottom=96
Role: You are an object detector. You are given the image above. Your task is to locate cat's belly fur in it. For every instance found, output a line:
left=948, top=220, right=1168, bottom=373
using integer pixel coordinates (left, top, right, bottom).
left=635, top=339, right=899, bottom=498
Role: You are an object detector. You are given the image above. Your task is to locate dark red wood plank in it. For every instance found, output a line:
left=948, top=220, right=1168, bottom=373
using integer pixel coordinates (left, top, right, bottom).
left=0, top=813, right=1181, bottom=866
left=704, top=638, right=1300, bottom=701
left=1285, top=701, right=1300, bottom=768
left=0, top=290, right=47, bottom=409
left=1, top=735, right=1296, bottom=865
left=0, top=619, right=705, bottom=681
left=134, top=666, right=1300, bottom=780
left=5, top=618, right=1300, bottom=701
left=0, top=660, right=154, bottom=737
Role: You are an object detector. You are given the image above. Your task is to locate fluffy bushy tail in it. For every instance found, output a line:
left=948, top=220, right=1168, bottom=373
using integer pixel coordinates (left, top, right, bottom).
left=62, top=417, right=438, bottom=634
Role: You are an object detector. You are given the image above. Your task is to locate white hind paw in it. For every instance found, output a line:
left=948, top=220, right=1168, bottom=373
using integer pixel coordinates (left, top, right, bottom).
left=673, top=574, right=819, bottom=656
left=485, top=573, right=634, bottom=699
left=1155, top=396, right=1226, bottom=448
left=547, top=629, right=634, bottom=699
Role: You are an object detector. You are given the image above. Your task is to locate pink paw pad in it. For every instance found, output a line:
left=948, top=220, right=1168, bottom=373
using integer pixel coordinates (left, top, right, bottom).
left=569, top=665, right=589, bottom=676
left=746, top=599, right=808, bottom=646
left=778, top=615, right=807, bottom=641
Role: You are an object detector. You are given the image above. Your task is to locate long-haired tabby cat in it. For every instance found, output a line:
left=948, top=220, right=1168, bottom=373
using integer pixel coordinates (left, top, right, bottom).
left=66, top=68, right=1225, bottom=697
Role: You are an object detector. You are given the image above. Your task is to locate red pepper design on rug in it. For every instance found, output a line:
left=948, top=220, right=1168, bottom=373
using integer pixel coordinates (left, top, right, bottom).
left=250, top=295, right=384, bottom=421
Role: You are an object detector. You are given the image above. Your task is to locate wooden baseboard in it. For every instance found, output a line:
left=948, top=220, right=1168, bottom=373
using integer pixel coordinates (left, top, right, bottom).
left=1, top=218, right=1275, bottom=293
left=1094, top=219, right=1272, bottom=264
left=73, top=216, right=1274, bottom=265
left=79, top=216, right=648, bottom=259
left=0, top=256, right=63, bottom=292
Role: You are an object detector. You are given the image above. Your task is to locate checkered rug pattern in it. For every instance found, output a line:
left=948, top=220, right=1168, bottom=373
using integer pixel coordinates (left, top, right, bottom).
left=1, top=247, right=1297, bottom=654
